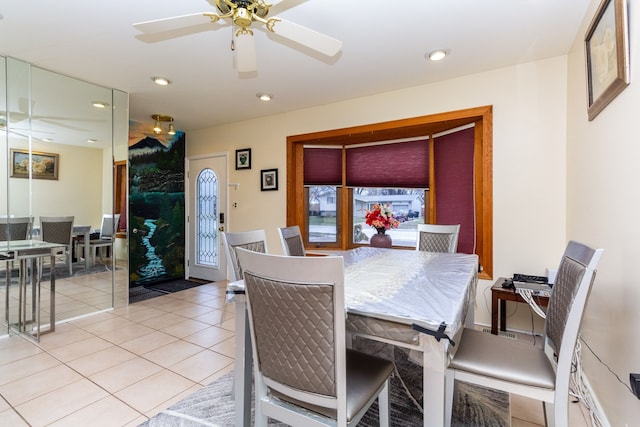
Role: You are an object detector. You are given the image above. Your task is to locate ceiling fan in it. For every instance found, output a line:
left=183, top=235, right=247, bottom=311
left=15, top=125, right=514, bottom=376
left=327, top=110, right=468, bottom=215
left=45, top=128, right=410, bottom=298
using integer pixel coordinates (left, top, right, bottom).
left=133, top=0, right=342, bottom=72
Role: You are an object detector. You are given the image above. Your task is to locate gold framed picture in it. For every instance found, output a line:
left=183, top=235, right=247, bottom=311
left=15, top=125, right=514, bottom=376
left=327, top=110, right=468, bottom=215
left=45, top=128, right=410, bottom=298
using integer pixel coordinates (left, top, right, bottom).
left=585, top=0, right=630, bottom=121
left=11, top=149, right=59, bottom=180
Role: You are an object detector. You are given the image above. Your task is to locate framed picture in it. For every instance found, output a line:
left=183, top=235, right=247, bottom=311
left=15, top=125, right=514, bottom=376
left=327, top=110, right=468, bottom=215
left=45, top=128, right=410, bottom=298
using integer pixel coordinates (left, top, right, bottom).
left=260, top=168, right=278, bottom=191
left=10, top=149, right=59, bottom=180
left=235, top=148, right=251, bottom=170
left=585, top=0, right=629, bottom=121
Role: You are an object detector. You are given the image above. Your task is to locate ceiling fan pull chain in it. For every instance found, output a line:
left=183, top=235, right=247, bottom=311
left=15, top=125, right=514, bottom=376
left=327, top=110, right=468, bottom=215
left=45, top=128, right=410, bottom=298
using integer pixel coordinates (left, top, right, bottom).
left=231, top=23, right=235, bottom=51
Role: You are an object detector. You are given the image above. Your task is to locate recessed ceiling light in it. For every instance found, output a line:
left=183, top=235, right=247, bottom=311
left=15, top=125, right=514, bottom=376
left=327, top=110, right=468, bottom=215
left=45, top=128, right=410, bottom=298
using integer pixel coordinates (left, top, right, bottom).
left=427, top=49, right=449, bottom=61
left=92, top=101, right=109, bottom=109
left=152, top=76, right=171, bottom=86
left=257, top=93, right=273, bottom=101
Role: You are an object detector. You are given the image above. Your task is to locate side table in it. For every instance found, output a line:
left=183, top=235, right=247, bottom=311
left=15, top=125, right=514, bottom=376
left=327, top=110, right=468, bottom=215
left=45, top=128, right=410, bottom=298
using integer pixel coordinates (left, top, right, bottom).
left=491, top=277, right=550, bottom=335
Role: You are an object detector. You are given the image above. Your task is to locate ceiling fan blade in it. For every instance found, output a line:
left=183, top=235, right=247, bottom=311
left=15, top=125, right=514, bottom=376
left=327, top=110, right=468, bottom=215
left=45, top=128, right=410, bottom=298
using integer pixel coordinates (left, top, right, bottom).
left=235, top=32, right=257, bottom=73
left=268, top=0, right=311, bottom=15
left=133, top=13, right=213, bottom=33
left=269, top=18, right=342, bottom=56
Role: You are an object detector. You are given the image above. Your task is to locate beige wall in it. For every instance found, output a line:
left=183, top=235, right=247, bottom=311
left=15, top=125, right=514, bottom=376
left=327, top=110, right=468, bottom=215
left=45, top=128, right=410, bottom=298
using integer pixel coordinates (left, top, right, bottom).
left=188, top=55, right=569, bottom=332
left=6, top=140, right=104, bottom=229
left=565, top=0, right=640, bottom=425
left=188, top=34, right=640, bottom=420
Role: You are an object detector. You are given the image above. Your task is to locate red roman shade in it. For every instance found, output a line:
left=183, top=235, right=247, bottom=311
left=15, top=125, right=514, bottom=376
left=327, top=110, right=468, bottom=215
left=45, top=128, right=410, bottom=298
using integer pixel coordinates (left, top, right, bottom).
left=303, top=147, right=342, bottom=185
left=345, top=139, right=429, bottom=188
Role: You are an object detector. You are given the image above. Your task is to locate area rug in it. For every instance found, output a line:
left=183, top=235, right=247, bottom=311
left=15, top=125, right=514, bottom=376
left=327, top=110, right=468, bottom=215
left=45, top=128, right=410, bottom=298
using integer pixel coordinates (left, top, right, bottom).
left=140, top=347, right=509, bottom=426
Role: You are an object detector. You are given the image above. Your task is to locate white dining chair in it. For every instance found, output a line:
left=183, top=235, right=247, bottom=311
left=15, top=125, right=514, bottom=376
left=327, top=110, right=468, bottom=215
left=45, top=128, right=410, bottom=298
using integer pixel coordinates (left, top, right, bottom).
left=221, top=229, right=268, bottom=281
left=39, top=216, right=74, bottom=276
left=444, top=240, right=604, bottom=427
left=86, top=213, right=120, bottom=266
left=237, top=247, right=394, bottom=427
left=277, top=225, right=306, bottom=256
left=415, top=223, right=460, bottom=253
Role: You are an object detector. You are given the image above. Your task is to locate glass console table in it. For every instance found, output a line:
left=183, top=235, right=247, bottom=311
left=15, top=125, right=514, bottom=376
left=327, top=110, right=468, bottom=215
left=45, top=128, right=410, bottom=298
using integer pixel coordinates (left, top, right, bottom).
left=1, top=239, right=65, bottom=341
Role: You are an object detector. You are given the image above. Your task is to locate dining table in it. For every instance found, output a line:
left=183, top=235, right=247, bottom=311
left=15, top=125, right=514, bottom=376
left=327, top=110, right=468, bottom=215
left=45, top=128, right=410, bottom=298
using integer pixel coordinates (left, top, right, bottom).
left=1, top=239, right=67, bottom=341
left=226, top=246, right=479, bottom=427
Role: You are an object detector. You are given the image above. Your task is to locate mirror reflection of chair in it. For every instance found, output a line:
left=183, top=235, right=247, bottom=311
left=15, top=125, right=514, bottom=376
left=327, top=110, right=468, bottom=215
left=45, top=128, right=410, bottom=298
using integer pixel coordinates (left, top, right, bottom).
left=236, top=248, right=394, bottom=427
left=278, top=225, right=306, bottom=256
left=444, top=240, right=604, bottom=427
left=86, top=214, right=120, bottom=267
left=415, top=223, right=460, bottom=253
left=1, top=217, right=34, bottom=323
left=221, top=229, right=268, bottom=281
left=39, top=216, right=74, bottom=276
left=0, top=216, right=33, bottom=241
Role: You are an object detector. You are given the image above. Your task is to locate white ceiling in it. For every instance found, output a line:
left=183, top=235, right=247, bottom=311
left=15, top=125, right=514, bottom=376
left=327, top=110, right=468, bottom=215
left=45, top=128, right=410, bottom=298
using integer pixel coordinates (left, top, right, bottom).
left=0, top=0, right=591, bottom=133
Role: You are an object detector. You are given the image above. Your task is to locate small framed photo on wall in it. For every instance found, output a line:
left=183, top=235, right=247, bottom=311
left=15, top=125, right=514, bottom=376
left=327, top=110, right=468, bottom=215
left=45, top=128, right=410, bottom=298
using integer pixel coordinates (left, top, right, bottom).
left=235, top=148, right=251, bottom=170
left=260, top=168, right=278, bottom=191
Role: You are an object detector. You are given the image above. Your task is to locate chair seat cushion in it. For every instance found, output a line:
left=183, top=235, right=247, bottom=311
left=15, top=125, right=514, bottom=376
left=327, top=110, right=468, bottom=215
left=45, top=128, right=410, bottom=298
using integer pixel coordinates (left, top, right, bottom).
left=272, top=349, right=394, bottom=422
left=449, top=328, right=556, bottom=389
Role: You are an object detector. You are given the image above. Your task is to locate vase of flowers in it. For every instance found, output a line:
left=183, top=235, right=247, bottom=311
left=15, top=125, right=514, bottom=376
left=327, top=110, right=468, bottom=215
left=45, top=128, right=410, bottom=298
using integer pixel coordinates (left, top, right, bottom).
left=364, top=203, right=399, bottom=248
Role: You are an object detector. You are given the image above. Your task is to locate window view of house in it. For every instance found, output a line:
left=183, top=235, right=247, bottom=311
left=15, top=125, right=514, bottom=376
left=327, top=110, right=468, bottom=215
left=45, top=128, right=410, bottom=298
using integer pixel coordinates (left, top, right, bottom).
left=307, top=186, right=426, bottom=247
left=353, top=188, right=425, bottom=247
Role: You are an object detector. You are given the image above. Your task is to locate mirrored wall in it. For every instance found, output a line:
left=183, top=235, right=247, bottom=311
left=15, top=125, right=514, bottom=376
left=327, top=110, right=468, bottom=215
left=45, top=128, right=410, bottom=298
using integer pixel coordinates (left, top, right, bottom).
left=1, top=56, right=129, bottom=336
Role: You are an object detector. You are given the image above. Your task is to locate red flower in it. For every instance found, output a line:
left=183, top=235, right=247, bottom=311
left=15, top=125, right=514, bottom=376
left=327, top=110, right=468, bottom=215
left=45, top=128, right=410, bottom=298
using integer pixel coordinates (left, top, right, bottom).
left=364, top=203, right=400, bottom=230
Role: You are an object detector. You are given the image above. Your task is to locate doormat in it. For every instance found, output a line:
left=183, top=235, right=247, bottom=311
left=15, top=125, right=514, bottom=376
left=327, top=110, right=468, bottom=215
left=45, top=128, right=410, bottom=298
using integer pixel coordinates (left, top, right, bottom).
left=145, top=278, right=210, bottom=294
left=129, top=278, right=211, bottom=304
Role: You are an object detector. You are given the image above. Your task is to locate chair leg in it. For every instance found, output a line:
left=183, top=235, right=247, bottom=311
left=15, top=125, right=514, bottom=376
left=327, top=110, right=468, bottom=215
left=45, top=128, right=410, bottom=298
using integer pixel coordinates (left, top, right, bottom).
left=378, top=380, right=390, bottom=427
left=444, top=370, right=455, bottom=427
left=545, top=400, right=559, bottom=427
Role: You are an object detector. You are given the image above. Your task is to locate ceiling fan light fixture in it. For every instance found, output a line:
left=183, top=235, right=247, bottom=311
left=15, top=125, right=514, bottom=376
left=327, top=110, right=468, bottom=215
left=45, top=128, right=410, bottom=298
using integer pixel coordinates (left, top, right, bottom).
left=168, top=121, right=176, bottom=135
left=152, top=76, right=171, bottom=86
left=428, top=49, right=449, bottom=61
left=257, top=93, right=272, bottom=101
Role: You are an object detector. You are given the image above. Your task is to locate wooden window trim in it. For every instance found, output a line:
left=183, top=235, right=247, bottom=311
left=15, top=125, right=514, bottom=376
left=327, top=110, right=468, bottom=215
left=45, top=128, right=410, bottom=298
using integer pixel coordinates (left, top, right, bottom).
left=286, top=106, right=493, bottom=279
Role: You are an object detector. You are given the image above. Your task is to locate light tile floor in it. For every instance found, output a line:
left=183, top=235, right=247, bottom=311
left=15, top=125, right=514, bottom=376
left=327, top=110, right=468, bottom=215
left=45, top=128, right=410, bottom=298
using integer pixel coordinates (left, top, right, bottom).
left=0, top=279, right=592, bottom=426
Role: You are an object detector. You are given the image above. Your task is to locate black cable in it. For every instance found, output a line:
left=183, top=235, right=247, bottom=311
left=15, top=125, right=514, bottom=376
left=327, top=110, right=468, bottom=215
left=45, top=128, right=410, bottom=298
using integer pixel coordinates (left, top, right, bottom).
left=580, top=336, right=633, bottom=394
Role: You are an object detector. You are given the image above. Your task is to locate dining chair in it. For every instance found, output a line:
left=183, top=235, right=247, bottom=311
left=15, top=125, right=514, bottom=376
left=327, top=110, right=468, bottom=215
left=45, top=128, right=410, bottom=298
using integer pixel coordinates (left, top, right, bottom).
left=415, top=223, right=460, bottom=253
left=0, top=216, right=33, bottom=241
left=39, top=216, right=74, bottom=276
left=86, top=213, right=120, bottom=266
left=444, top=240, right=604, bottom=427
left=221, top=229, right=268, bottom=281
left=1, top=217, right=34, bottom=322
left=277, top=225, right=306, bottom=256
left=236, top=247, right=394, bottom=427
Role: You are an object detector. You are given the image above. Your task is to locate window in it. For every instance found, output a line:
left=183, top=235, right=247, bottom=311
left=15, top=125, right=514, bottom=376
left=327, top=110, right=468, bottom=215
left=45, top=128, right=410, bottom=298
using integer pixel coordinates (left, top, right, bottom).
left=353, top=188, right=426, bottom=247
left=196, top=168, right=218, bottom=266
left=286, top=106, right=493, bottom=279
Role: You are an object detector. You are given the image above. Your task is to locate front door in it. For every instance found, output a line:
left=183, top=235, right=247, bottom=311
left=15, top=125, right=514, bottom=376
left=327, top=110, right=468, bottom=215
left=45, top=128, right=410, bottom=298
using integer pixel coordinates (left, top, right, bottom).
left=186, top=153, right=227, bottom=281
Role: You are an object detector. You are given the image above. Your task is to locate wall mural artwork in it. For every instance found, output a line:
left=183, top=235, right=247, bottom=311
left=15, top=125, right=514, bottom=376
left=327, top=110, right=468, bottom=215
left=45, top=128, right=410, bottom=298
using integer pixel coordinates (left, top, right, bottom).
left=128, top=121, right=186, bottom=287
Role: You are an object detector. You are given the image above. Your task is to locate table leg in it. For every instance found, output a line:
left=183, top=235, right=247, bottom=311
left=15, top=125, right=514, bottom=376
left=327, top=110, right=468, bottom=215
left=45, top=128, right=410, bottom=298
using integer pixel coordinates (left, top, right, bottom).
left=422, top=338, right=447, bottom=427
left=4, top=259, right=10, bottom=325
left=234, top=298, right=252, bottom=427
left=491, top=290, right=499, bottom=334
left=83, top=231, right=91, bottom=269
left=499, top=299, right=507, bottom=332
left=49, top=252, right=56, bottom=334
